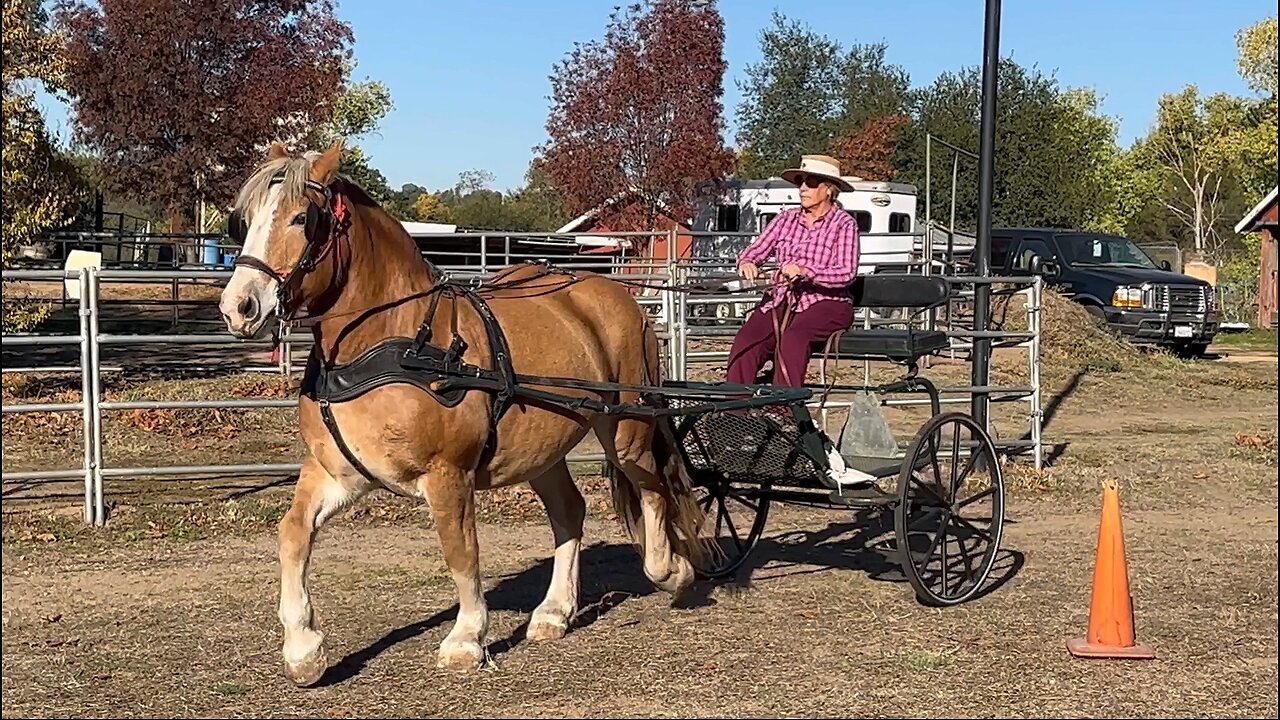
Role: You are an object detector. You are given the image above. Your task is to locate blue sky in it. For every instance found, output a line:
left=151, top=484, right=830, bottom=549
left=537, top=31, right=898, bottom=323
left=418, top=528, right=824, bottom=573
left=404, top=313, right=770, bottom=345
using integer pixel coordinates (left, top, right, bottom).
left=36, top=0, right=1274, bottom=194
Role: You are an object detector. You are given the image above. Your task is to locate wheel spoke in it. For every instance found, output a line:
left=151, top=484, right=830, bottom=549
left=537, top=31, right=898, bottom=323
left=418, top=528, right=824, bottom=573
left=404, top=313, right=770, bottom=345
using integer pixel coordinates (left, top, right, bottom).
left=956, top=485, right=995, bottom=509
left=909, top=474, right=949, bottom=505
left=928, top=431, right=943, bottom=487
left=699, top=491, right=716, bottom=512
left=717, top=500, right=744, bottom=549
left=950, top=512, right=993, bottom=542
left=952, top=448, right=979, bottom=502
left=728, top=493, right=759, bottom=513
left=948, top=422, right=960, bottom=503
left=939, top=513, right=950, bottom=597
left=920, top=512, right=948, bottom=566
left=948, top=528, right=979, bottom=585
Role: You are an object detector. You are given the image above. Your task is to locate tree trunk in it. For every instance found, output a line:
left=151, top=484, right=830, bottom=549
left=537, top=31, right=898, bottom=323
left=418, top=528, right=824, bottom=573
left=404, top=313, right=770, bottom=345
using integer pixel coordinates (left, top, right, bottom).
left=167, top=204, right=187, bottom=264
left=1193, top=184, right=1204, bottom=254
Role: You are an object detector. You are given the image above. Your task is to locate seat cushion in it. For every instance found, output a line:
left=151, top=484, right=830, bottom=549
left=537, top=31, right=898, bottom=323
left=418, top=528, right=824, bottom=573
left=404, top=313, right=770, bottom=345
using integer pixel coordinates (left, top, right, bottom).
left=817, top=328, right=950, bottom=362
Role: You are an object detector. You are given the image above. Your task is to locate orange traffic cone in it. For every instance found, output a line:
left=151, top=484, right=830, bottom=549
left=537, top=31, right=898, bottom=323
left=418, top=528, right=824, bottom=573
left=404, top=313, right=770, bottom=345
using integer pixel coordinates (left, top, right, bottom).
left=1067, top=479, right=1156, bottom=659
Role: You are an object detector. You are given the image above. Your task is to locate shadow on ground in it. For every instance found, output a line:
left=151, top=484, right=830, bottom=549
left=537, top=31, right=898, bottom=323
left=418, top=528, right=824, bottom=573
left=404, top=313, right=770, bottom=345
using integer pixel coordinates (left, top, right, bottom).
left=316, top=512, right=1023, bottom=687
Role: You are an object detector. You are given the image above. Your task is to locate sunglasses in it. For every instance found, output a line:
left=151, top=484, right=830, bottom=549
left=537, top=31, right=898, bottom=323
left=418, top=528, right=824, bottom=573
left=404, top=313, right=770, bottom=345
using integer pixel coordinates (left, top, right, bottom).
left=795, top=175, right=826, bottom=189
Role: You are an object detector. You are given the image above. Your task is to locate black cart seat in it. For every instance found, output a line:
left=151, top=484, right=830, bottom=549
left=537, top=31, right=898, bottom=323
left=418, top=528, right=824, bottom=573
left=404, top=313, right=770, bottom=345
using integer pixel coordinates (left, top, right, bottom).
left=829, top=327, right=950, bottom=362
left=812, top=273, right=953, bottom=364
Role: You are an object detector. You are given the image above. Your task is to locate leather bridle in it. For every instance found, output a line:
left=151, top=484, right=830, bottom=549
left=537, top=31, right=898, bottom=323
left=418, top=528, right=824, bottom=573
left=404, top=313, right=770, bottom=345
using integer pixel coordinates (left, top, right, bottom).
left=227, top=175, right=346, bottom=322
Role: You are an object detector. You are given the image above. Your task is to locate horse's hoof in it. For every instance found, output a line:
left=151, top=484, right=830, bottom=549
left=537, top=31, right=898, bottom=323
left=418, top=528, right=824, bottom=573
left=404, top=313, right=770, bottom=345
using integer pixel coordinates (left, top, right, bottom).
left=526, top=612, right=570, bottom=642
left=649, top=555, right=695, bottom=595
left=283, top=647, right=328, bottom=687
left=436, top=640, right=485, bottom=672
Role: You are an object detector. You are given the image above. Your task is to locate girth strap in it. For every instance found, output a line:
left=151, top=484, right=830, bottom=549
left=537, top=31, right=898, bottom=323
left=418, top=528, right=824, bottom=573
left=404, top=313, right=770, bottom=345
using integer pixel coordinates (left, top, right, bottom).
left=318, top=399, right=382, bottom=484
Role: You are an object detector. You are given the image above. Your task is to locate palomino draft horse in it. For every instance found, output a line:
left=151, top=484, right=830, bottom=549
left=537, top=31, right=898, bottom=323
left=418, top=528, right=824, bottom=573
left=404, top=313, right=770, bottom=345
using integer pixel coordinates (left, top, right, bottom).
left=218, top=141, right=708, bottom=685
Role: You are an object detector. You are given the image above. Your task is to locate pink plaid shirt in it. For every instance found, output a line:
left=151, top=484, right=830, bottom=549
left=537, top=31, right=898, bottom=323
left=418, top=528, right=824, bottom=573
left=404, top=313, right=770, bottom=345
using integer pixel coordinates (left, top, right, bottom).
left=738, top=202, right=860, bottom=314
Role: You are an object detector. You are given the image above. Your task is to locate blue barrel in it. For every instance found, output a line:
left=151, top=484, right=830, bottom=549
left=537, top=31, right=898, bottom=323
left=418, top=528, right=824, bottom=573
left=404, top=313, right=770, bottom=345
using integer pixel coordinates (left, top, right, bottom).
left=201, top=236, right=220, bottom=266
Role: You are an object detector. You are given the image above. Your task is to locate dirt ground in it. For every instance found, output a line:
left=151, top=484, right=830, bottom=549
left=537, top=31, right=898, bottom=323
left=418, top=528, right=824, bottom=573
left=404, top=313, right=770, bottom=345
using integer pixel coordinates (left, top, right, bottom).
left=2, top=353, right=1277, bottom=718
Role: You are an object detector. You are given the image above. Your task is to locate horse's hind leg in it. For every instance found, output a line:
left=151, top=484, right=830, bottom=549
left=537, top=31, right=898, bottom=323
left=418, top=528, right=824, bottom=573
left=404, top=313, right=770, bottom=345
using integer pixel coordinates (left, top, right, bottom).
left=595, top=416, right=696, bottom=596
left=526, top=460, right=585, bottom=642
left=419, top=465, right=488, bottom=671
left=278, top=454, right=370, bottom=687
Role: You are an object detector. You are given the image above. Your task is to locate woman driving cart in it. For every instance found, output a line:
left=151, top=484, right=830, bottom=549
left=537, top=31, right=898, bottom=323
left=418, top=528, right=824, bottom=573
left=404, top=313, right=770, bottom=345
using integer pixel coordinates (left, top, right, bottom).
left=724, top=153, right=875, bottom=487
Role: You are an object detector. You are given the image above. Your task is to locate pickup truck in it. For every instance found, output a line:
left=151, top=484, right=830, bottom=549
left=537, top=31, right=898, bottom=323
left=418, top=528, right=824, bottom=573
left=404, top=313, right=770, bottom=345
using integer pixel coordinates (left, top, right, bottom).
left=989, top=227, right=1219, bottom=357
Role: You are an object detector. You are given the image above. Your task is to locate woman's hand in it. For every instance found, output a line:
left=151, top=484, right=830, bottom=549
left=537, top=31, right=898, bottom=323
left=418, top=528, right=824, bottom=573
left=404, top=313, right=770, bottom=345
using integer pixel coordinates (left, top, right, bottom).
left=738, top=261, right=760, bottom=281
left=778, top=263, right=808, bottom=282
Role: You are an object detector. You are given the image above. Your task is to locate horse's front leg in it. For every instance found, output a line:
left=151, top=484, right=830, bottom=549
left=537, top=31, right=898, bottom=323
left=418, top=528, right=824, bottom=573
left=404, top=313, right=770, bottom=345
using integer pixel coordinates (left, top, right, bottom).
left=526, top=460, right=585, bottom=642
left=420, top=466, right=489, bottom=671
left=279, top=454, right=368, bottom=687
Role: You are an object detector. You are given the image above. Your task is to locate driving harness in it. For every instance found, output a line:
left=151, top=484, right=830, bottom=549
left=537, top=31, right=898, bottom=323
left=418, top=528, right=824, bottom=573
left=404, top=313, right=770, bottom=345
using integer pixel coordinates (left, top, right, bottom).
left=226, top=173, right=530, bottom=480
left=228, top=175, right=800, bottom=484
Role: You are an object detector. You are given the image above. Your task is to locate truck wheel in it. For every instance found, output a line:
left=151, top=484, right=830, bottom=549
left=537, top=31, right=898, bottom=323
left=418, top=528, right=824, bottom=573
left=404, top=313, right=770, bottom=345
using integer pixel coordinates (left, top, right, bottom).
left=1083, top=303, right=1107, bottom=328
left=1175, top=342, right=1209, bottom=359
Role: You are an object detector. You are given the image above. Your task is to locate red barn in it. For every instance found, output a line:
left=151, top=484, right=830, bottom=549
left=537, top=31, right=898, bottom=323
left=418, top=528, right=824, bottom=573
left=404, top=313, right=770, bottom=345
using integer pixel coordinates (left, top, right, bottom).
left=1235, top=186, right=1279, bottom=330
left=556, top=191, right=693, bottom=280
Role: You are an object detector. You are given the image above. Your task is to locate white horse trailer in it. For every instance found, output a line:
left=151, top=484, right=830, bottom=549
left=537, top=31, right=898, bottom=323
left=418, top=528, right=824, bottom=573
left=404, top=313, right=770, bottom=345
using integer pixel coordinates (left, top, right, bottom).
left=690, top=177, right=920, bottom=274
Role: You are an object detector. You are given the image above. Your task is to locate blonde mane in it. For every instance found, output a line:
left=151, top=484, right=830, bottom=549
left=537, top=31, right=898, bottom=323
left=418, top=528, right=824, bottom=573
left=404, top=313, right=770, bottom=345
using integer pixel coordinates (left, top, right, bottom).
left=232, top=150, right=324, bottom=219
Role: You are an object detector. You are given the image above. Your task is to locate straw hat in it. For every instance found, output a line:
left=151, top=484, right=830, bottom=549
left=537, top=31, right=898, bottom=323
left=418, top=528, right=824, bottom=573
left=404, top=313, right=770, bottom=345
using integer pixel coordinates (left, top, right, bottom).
left=780, top=154, right=855, bottom=193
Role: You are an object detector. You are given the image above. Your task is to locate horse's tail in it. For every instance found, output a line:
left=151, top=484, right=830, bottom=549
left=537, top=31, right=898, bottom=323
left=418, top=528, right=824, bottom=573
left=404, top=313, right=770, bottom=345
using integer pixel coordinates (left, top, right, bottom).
left=647, top=405, right=711, bottom=568
left=637, top=314, right=711, bottom=567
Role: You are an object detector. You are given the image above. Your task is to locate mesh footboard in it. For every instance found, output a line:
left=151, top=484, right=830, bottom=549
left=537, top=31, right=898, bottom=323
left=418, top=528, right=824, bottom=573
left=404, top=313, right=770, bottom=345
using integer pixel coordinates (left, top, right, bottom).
left=668, top=404, right=826, bottom=488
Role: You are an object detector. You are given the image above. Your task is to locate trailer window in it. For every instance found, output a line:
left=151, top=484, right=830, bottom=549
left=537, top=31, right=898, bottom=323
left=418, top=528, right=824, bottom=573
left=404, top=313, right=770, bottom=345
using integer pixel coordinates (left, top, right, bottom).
left=715, top=204, right=740, bottom=232
left=889, top=213, right=911, bottom=233
left=846, top=210, right=872, bottom=233
left=757, top=212, right=778, bottom=231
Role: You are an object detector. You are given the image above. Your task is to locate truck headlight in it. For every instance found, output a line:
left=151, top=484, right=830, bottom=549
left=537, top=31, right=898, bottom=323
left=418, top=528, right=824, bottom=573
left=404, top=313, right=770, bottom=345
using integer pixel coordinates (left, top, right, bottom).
left=1111, top=286, right=1144, bottom=309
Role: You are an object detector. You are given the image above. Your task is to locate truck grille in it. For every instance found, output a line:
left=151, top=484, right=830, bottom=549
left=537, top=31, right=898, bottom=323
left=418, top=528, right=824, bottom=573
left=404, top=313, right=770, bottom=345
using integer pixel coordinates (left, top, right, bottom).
left=1156, top=285, right=1206, bottom=314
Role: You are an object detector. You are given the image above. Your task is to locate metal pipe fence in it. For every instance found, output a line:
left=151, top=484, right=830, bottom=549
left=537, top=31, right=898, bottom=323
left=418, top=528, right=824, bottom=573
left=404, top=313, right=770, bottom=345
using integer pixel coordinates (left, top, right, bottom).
left=3, top=240, right=1044, bottom=526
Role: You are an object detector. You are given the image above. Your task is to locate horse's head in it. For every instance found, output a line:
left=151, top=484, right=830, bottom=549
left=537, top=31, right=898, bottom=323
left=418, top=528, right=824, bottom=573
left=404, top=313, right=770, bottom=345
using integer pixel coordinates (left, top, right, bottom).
left=219, top=139, right=348, bottom=338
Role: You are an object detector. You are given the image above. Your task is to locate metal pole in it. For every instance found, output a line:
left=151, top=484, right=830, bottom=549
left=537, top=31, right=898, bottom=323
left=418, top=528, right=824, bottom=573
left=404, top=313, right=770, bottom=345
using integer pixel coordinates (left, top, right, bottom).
left=89, top=266, right=106, bottom=526
left=78, top=269, right=94, bottom=525
left=971, top=0, right=1001, bottom=431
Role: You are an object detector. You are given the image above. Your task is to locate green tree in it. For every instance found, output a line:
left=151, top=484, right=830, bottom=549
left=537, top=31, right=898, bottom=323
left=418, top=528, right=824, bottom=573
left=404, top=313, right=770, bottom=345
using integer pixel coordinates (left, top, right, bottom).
left=2, top=0, right=90, bottom=330
left=1236, top=16, right=1278, bottom=98
left=306, top=66, right=395, bottom=204
left=735, top=12, right=911, bottom=179
left=893, top=59, right=1121, bottom=232
left=1141, top=86, right=1260, bottom=261
left=1232, top=16, right=1278, bottom=201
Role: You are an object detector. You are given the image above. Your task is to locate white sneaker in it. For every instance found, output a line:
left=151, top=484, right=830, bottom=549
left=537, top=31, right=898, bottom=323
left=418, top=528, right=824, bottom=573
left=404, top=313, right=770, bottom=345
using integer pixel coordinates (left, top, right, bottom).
left=826, top=447, right=877, bottom=487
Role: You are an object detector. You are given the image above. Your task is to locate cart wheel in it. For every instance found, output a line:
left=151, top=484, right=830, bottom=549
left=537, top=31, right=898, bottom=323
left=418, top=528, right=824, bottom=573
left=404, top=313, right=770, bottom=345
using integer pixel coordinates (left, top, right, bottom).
left=894, top=412, right=1005, bottom=607
left=691, top=474, right=771, bottom=580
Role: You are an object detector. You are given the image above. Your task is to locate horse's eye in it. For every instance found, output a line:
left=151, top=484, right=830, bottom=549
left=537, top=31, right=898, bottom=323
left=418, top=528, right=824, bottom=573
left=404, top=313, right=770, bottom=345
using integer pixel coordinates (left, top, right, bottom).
left=292, top=212, right=308, bottom=226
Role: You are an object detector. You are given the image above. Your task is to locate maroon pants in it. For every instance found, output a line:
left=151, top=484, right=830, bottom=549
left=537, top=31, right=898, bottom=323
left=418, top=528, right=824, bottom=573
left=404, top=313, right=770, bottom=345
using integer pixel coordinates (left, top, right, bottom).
left=725, top=299, right=855, bottom=388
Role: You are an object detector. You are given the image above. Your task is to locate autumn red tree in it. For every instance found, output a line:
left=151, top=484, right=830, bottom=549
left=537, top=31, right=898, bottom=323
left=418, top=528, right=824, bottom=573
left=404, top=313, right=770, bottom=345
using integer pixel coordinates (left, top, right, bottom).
left=54, top=0, right=353, bottom=233
left=534, top=0, right=735, bottom=228
left=830, top=115, right=911, bottom=182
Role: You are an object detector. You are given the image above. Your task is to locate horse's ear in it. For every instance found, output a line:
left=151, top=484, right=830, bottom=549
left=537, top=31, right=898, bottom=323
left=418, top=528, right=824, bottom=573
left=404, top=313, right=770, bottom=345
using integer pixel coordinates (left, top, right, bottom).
left=267, top=140, right=289, bottom=161
left=310, top=139, right=344, bottom=185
